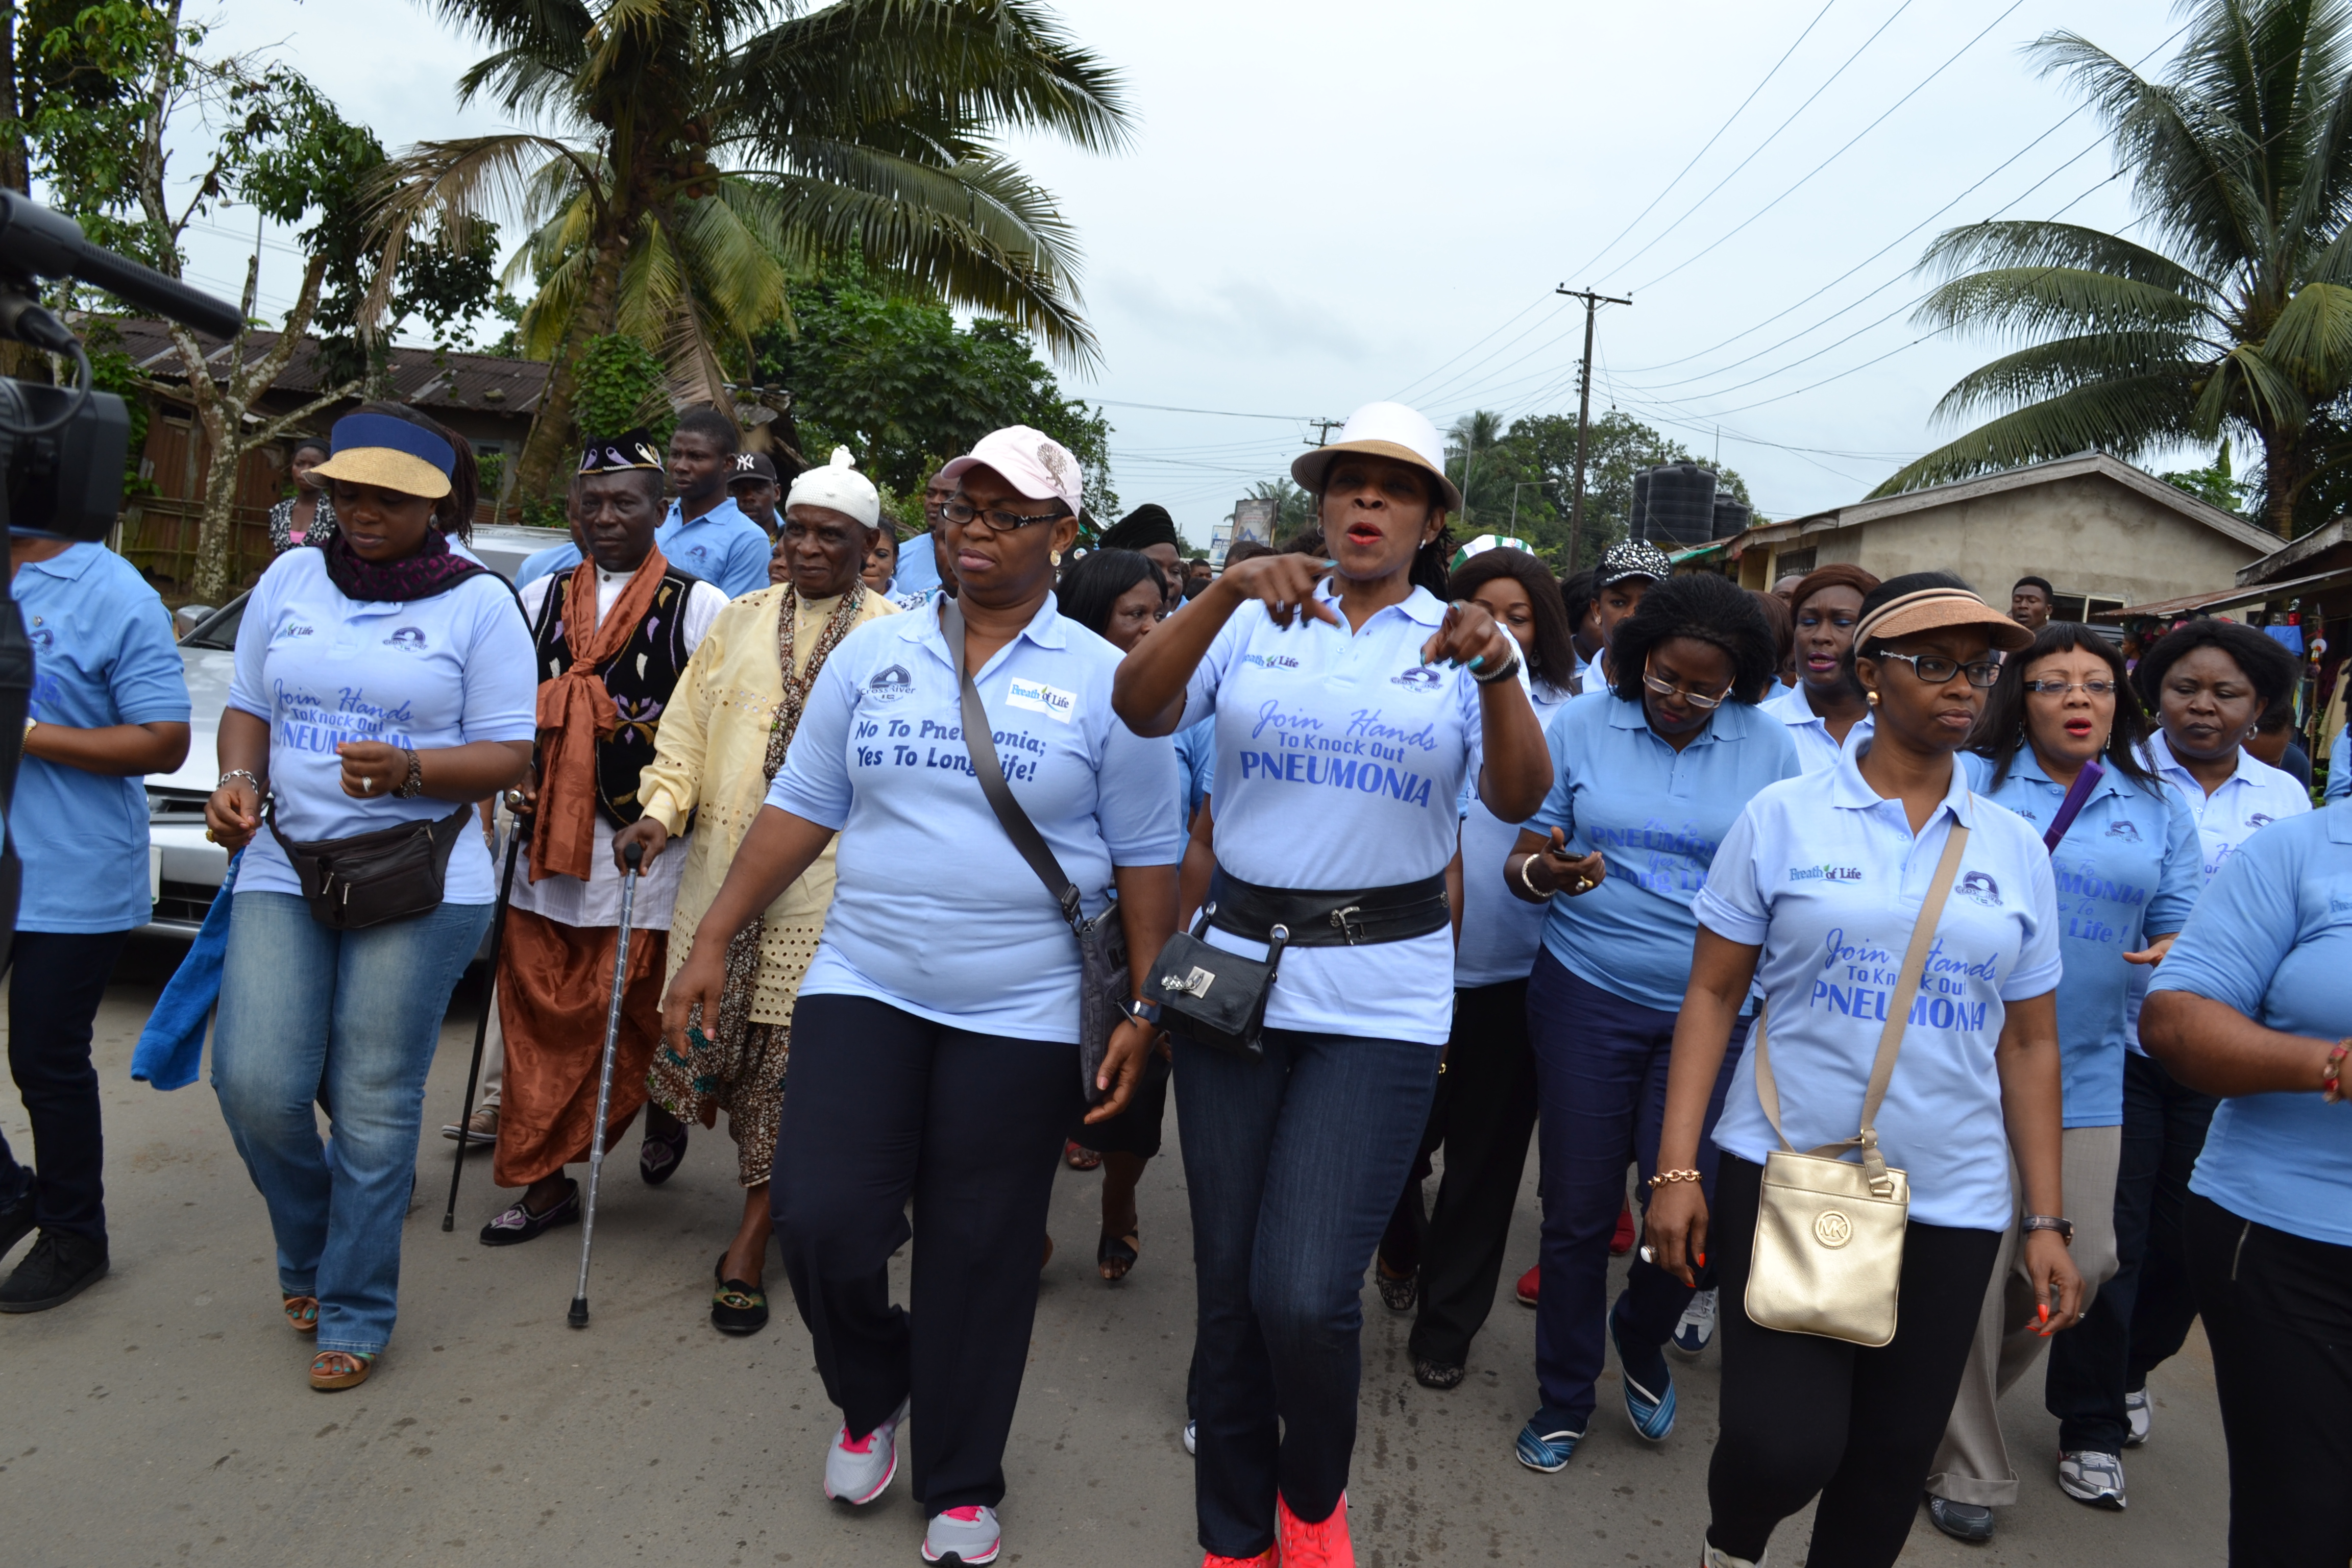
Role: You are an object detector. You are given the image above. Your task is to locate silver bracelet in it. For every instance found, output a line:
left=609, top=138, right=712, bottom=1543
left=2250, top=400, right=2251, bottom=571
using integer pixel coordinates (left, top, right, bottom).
left=1472, top=652, right=1523, bottom=686
left=217, top=769, right=264, bottom=794
left=1516, top=853, right=1548, bottom=900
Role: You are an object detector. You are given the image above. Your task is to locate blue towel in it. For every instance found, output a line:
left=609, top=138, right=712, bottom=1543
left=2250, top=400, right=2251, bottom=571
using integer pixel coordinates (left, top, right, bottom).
left=131, top=853, right=237, bottom=1091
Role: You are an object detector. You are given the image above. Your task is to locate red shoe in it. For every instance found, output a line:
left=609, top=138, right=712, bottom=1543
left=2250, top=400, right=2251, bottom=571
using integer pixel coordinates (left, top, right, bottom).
left=1277, top=1491, right=1353, bottom=1568
left=1611, top=1199, right=1635, bottom=1257
left=1516, top=1264, right=1539, bottom=1307
left=1203, top=1551, right=1279, bottom=1567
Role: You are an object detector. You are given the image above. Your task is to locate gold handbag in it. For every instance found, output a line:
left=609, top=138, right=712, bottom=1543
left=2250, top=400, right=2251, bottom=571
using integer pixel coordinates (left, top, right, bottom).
left=1744, top=823, right=1969, bottom=1348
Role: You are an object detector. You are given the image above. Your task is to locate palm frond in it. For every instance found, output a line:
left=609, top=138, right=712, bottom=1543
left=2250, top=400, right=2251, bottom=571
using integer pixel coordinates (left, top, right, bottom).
left=1920, top=220, right=2221, bottom=298
left=1923, top=334, right=2212, bottom=423
left=2264, top=278, right=2352, bottom=383
left=1872, top=373, right=2207, bottom=495
left=1915, top=265, right=2222, bottom=343
left=2195, top=338, right=2311, bottom=434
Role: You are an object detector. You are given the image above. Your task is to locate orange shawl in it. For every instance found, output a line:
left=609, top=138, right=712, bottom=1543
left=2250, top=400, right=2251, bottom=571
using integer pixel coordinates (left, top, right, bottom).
left=530, top=549, right=669, bottom=883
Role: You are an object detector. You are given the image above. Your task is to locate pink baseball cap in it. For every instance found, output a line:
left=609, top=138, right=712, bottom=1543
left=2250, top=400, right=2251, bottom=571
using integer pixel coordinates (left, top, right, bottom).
left=936, top=426, right=1085, bottom=518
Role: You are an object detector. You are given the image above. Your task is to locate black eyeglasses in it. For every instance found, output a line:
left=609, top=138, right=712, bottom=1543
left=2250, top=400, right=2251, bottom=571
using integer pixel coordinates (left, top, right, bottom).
left=2022, top=678, right=2120, bottom=697
left=1877, top=652, right=2003, bottom=688
left=941, top=496, right=1065, bottom=533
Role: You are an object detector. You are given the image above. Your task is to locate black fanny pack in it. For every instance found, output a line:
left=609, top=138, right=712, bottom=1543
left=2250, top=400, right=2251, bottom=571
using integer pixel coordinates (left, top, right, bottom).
left=267, top=797, right=475, bottom=930
left=1145, top=868, right=1450, bottom=1058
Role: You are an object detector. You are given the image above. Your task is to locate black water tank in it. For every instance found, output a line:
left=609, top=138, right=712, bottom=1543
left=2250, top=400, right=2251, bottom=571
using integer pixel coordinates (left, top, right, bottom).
left=1641, top=461, right=1719, bottom=545
left=1712, top=492, right=1751, bottom=539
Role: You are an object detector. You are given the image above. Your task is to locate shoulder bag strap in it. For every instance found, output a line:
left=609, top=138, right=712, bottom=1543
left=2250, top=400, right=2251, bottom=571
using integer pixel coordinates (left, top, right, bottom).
left=941, top=597, right=1084, bottom=933
left=2041, top=757, right=2104, bottom=853
left=1753, top=811, right=1972, bottom=1191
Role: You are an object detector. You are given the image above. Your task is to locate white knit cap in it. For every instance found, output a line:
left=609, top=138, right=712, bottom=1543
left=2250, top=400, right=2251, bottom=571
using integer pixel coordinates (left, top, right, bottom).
left=785, top=446, right=880, bottom=529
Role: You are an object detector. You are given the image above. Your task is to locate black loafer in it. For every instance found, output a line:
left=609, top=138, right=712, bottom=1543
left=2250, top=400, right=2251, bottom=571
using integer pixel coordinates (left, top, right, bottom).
left=711, top=1255, right=768, bottom=1335
left=1414, top=1358, right=1466, bottom=1390
left=0, top=1231, right=109, bottom=1313
left=1926, top=1494, right=1996, bottom=1542
left=479, top=1182, right=580, bottom=1246
left=1377, top=1265, right=1418, bottom=1313
left=640, top=1120, right=689, bottom=1185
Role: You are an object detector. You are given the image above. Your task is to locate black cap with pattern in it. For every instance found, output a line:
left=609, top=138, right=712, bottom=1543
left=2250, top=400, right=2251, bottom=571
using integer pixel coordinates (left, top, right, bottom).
left=578, top=428, right=665, bottom=475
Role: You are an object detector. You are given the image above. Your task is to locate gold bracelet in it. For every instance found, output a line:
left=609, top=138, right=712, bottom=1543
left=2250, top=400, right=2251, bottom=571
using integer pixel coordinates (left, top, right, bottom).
left=1650, top=1168, right=1702, bottom=1187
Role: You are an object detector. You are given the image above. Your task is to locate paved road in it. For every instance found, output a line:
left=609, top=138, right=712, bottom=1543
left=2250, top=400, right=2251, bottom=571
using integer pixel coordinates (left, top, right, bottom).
left=2, top=936, right=2229, bottom=1566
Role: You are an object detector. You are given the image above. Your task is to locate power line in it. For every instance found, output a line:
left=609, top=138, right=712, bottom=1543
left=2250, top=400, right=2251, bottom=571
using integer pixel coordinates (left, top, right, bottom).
left=1570, top=0, right=1843, bottom=281
left=1385, top=291, right=1559, bottom=403
left=1630, top=0, right=2026, bottom=294
left=1092, top=398, right=1327, bottom=421
left=1596, top=0, right=1924, bottom=285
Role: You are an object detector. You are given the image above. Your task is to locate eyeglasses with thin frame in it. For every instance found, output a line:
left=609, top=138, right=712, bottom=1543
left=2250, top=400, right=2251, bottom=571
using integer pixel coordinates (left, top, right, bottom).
left=1876, top=651, right=2003, bottom=688
left=1642, top=658, right=1735, bottom=710
left=2022, top=678, right=2120, bottom=697
left=941, top=495, right=1066, bottom=533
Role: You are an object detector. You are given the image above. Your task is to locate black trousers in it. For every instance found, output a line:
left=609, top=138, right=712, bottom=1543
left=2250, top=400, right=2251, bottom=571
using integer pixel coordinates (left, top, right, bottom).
left=2046, top=1049, right=2215, bottom=1451
left=0, top=929, right=131, bottom=1242
left=1706, top=1155, right=2000, bottom=1568
left=1377, top=979, right=1539, bottom=1367
left=770, top=994, right=1084, bottom=1516
left=2186, top=1192, right=2352, bottom=1568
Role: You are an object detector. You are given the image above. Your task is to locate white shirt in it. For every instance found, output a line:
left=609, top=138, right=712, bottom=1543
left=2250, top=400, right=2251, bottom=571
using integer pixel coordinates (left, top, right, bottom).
left=1178, top=579, right=1491, bottom=1045
left=227, top=549, right=537, bottom=904
left=506, top=562, right=728, bottom=930
left=1696, top=731, right=2064, bottom=1231
left=1763, top=680, right=1874, bottom=776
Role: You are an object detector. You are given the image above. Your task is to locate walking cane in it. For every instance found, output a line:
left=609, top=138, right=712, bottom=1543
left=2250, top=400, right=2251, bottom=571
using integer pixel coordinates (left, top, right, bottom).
left=442, top=814, right=525, bottom=1232
left=569, top=838, right=645, bottom=1328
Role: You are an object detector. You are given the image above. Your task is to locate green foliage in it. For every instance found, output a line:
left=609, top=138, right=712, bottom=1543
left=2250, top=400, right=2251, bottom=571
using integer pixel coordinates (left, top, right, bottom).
left=1880, top=0, right=2352, bottom=536
left=1449, top=409, right=1756, bottom=569
left=1246, top=477, right=1315, bottom=539
left=11, top=1, right=185, bottom=271
left=2158, top=440, right=2251, bottom=515
left=755, top=263, right=1117, bottom=516
left=570, top=333, right=676, bottom=447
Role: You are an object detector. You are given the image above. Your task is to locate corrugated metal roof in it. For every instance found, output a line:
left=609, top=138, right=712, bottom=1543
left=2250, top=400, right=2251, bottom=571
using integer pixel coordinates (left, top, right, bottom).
left=106, top=318, right=548, bottom=414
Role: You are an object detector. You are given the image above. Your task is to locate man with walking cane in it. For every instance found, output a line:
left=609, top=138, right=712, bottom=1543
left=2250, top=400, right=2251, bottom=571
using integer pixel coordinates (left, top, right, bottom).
left=477, top=429, right=728, bottom=1246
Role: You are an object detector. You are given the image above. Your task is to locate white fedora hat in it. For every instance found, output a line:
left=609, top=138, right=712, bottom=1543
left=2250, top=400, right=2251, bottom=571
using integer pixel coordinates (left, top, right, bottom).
left=1290, top=401, right=1462, bottom=512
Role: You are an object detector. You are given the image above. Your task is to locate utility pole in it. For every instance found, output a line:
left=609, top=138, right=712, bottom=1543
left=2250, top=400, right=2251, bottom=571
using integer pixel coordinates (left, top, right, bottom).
left=1559, top=285, right=1630, bottom=572
left=1305, top=417, right=1344, bottom=447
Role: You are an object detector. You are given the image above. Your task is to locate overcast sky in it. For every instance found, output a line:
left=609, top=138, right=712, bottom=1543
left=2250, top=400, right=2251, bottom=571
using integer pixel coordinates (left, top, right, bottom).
left=197, top=0, right=2188, bottom=544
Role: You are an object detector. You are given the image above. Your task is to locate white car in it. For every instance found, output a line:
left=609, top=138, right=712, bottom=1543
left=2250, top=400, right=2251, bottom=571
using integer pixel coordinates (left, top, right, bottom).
left=143, top=523, right=563, bottom=934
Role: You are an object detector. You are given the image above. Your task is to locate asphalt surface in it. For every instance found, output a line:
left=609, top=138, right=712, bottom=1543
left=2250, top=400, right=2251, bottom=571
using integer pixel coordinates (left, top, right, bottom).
left=2, top=935, right=2231, bottom=1566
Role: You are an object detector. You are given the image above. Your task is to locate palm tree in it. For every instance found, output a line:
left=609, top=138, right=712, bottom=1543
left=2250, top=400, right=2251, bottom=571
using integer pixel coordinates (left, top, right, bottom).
left=369, top=0, right=1130, bottom=502
left=1875, top=0, right=2352, bottom=537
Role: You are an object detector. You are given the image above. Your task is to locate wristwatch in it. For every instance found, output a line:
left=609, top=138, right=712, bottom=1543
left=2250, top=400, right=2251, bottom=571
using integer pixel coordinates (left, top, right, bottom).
left=2022, top=1214, right=2074, bottom=1245
left=1124, top=997, right=1162, bottom=1026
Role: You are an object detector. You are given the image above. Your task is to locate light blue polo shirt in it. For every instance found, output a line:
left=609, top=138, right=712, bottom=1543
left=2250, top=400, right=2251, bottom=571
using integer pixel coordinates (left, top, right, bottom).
left=2326, top=726, right=2347, bottom=801
left=2123, top=731, right=2313, bottom=1050
left=1698, top=737, right=2064, bottom=1232
left=2151, top=802, right=2352, bottom=1246
left=1762, top=679, right=1873, bottom=775
left=767, top=594, right=1182, bottom=1042
left=1174, top=579, right=1498, bottom=1045
left=656, top=496, right=770, bottom=598
left=14, top=542, right=191, bottom=932
left=513, top=539, right=582, bottom=589
left=1173, top=715, right=1215, bottom=834
left=1965, top=750, right=2199, bottom=1125
left=1455, top=679, right=1576, bottom=988
left=227, top=549, right=538, bottom=905
left=1528, top=689, right=1800, bottom=1012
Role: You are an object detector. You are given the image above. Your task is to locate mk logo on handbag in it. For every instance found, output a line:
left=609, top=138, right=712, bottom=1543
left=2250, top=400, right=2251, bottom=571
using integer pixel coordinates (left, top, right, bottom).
left=1813, top=1211, right=1854, bottom=1248
left=1159, top=966, right=1216, bottom=998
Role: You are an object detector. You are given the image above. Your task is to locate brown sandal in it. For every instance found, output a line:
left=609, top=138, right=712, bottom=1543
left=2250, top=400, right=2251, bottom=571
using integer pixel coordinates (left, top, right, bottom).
left=282, top=1294, right=319, bottom=1334
left=309, top=1350, right=375, bottom=1391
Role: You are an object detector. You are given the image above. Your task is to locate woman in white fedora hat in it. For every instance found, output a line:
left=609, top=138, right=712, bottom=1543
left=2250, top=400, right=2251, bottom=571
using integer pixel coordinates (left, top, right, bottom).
left=1114, top=400, right=1554, bottom=1568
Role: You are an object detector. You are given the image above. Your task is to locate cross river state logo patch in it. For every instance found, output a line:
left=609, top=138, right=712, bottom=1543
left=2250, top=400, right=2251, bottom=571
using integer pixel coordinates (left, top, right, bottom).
left=1390, top=666, right=1441, bottom=690
left=865, top=664, right=916, bottom=703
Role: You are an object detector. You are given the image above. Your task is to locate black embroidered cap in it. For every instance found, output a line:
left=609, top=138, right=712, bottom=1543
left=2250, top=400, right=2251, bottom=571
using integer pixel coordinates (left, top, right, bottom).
left=578, top=429, right=665, bottom=475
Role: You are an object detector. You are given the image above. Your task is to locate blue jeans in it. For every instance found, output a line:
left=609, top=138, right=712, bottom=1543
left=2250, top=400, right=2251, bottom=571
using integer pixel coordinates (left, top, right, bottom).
left=1175, top=1026, right=1440, bottom=1559
left=1529, top=953, right=1747, bottom=1429
left=211, top=892, right=489, bottom=1356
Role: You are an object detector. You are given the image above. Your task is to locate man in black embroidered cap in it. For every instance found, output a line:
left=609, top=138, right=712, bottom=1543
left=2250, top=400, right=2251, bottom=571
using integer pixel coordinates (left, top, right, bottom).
left=1098, top=502, right=1184, bottom=612
left=479, top=430, right=730, bottom=1245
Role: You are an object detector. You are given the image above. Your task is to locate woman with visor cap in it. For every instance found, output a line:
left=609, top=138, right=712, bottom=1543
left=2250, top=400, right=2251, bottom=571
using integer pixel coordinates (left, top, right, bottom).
left=662, top=426, right=1180, bottom=1568
left=1113, top=401, right=1552, bottom=1568
left=1763, top=565, right=1882, bottom=774
left=204, top=405, right=536, bottom=1391
left=1647, top=572, right=2082, bottom=1568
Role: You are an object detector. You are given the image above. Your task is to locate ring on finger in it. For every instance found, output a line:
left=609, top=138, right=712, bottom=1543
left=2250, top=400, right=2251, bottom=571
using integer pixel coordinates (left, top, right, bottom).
left=362, top=775, right=375, bottom=793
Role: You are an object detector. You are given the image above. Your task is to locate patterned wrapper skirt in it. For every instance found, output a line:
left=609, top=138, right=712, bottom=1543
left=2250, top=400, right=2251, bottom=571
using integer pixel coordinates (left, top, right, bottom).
left=647, top=1019, right=790, bottom=1189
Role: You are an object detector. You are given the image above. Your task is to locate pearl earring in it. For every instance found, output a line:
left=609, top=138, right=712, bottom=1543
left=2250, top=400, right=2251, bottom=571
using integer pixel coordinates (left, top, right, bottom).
left=1051, top=550, right=1064, bottom=566
left=1867, top=689, right=1879, bottom=707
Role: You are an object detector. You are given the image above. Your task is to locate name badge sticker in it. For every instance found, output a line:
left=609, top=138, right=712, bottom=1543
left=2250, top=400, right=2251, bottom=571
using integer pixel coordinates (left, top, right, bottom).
left=1006, top=677, right=1076, bottom=723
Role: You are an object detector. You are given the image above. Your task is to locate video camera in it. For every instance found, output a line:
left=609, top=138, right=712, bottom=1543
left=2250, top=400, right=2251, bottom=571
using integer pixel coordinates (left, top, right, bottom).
left=0, top=192, right=243, bottom=968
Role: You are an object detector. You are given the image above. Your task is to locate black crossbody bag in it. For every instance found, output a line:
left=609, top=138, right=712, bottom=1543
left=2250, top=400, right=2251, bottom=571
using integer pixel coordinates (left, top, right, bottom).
left=944, top=601, right=1130, bottom=1105
left=266, top=796, right=476, bottom=930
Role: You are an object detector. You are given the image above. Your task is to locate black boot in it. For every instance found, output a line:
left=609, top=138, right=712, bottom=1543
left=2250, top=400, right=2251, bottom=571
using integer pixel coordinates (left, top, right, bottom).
left=0, top=1188, right=33, bottom=1261
left=0, top=1231, right=110, bottom=1313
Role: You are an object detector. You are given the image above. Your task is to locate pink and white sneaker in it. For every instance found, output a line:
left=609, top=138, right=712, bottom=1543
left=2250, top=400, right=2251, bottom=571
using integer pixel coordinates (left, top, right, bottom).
left=922, top=1504, right=1000, bottom=1564
left=822, top=1396, right=908, bottom=1505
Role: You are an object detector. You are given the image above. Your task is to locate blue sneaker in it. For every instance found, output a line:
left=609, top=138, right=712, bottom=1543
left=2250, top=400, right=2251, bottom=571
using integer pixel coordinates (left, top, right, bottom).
left=1515, top=1416, right=1584, bottom=1472
left=1611, top=1308, right=1677, bottom=1441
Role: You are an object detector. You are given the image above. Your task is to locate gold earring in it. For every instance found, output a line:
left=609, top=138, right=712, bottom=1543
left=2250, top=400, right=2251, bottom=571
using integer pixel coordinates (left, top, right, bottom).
left=1867, top=689, right=1879, bottom=707
left=1051, top=550, right=1064, bottom=566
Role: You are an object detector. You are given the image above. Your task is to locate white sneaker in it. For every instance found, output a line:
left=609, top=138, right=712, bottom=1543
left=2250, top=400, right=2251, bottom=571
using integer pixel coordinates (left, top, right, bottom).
left=1702, top=1541, right=1766, bottom=1567
left=1183, top=1419, right=1197, bottom=1456
left=2057, top=1449, right=2127, bottom=1510
left=2123, top=1387, right=2151, bottom=1448
left=1672, top=1288, right=1719, bottom=1359
left=823, top=1396, right=908, bottom=1505
left=922, top=1504, right=1000, bottom=1564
